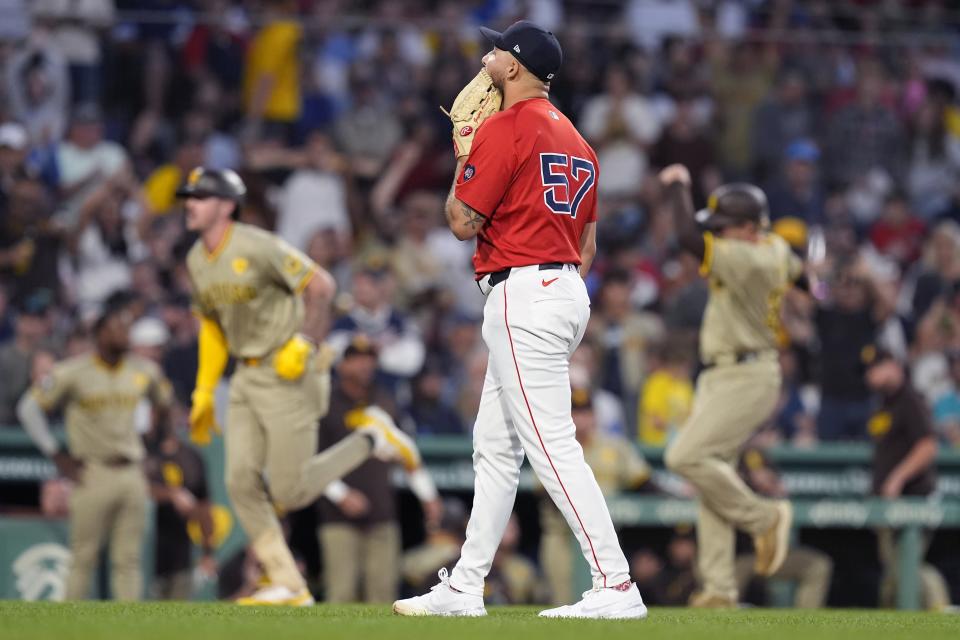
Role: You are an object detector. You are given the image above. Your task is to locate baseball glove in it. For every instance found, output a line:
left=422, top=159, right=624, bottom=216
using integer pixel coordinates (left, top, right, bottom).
left=442, top=69, right=503, bottom=159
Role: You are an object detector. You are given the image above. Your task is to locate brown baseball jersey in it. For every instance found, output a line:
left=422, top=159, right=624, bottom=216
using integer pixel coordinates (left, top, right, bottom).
left=31, top=353, right=173, bottom=462
left=698, top=232, right=802, bottom=363
left=186, top=223, right=319, bottom=359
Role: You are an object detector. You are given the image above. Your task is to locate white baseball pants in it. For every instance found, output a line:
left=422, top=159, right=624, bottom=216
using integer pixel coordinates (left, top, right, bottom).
left=449, top=264, right=631, bottom=596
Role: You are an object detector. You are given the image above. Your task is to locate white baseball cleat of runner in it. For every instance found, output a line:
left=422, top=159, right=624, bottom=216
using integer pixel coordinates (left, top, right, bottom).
left=538, top=580, right=648, bottom=619
left=235, top=584, right=315, bottom=606
left=392, top=568, right=487, bottom=617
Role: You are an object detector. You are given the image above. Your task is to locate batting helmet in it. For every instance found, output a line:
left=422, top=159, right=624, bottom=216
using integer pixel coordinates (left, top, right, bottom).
left=695, top=183, right=770, bottom=232
left=175, top=167, right=247, bottom=203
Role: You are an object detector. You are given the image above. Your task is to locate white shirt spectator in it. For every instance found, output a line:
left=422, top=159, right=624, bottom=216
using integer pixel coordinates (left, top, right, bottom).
left=626, top=0, right=699, bottom=51
left=30, top=0, right=115, bottom=66
left=5, top=37, right=70, bottom=144
left=580, top=92, right=661, bottom=197
left=277, top=169, right=350, bottom=252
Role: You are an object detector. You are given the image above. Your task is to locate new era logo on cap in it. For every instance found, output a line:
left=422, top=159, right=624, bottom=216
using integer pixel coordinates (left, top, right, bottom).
left=480, top=20, right=562, bottom=83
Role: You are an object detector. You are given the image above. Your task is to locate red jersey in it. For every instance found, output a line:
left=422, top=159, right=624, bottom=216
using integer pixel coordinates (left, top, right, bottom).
left=455, top=97, right=599, bottom=276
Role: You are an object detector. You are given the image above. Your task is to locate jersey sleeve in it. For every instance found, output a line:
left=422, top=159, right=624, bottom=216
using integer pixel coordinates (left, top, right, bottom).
left=261, top=235, right=321, bottom=294
left=146, top=362, right=175, bottom=408
left=31, top=361, right=75, bottom=412
left=454, top=115, right=518, bottom=217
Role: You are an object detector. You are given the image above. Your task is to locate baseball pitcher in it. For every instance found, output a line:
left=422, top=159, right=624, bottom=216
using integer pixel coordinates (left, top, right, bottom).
left=393, top=20, right=647, bottom=620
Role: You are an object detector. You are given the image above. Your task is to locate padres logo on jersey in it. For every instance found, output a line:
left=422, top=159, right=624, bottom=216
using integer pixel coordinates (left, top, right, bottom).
left=232, top=257, right=249, bottom=275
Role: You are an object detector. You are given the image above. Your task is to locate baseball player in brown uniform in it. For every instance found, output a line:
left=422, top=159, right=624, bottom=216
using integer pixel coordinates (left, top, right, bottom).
left=659, top=164, right=798, bottom=607
left=17, top=292, right=173, bottom=601
left=179, top=167, right=417, bottom=606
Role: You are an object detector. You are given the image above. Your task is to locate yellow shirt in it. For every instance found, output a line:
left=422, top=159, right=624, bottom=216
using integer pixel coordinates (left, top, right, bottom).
left=638, top=370, right=693, bottom=446
left=144, top=164, right=182, bottom=215
left=243, top=20, right=302, bottom=122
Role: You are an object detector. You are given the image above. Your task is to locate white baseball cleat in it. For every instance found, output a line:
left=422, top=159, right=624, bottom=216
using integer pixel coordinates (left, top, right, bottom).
left=538, top=580, right=648, bottom=619
left=392, top=568, right=487, bottom=617
left=350, top=406, right=421, bottom=470
left=235, top=584, right=315, bottom=606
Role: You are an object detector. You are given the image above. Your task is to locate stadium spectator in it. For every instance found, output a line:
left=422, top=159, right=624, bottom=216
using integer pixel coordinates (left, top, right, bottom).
left=333, top=74, right=403, bottom=182
left=869, top=192, right=926, bottom=268
left=400, top=496, right=467, bottom=594
left=812, top=259, right=896, bottom=440
left=485, top=514, right=538, bottom=606
left=317, top=336, right=440, bottom=603
left=764, top=139, right=825, bottom=224
left=407, top=359, right=467, bottom=436
left=932, top=350, right=960, bottom=447
left=637, top=339, right=694, bottom=446
left=862, top=345, right=952, bottom=610
left=579, top=64, right=661, bottom=199
left=4, top=30, right=70, bottom=144
left=910, top=221, right=960, bottom=323
left=66, top=165, right=147, bottom=309
left=824, top=63, right=905, bottom=188
left=569, top=340, right=628, bottom=438
left=55, top=104, right=129, bottom=223
left=650, top=97, right=720, bottom=206
left=0, top=174, right=62, bottom=304
left=31, top=0, right=114, bottom=105
left=0, top=290, right=54, bottom=425
left=906, top=97, right=960, bottom=220
left=587, top=269, right=664, bottom=406
left=710, top=40, right=778, bottom=178
left=388, top=191, right=449, bottom=312
left=658, top=526, right=699, bottom=606
left=734, top=446, right=834, bottom=608
left=142, top=137, right=206, bottom=217
left=751, top=70, right=815, bottom=184
left=146, top=421, right=216, bottom=601
left=275, top=130, right=351, bottom=252
left=242, top=0, right=303, bottom=143
left=630, top=549, right=666, bottom=606
left=327, top=261, right=426, bottom=384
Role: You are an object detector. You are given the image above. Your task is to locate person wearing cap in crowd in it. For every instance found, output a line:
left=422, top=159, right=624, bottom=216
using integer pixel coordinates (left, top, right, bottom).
left=316, top=334, right=440, bottom=603
left=734, top=446, right=833, bottom=608
left=55, top=103, right=130, bottom=224
left=861, top=344, right=952, bottom=610
left=0, top=171, right=62, bottom=304
left=0, top=289, right=55, bottom=425
left=145, top=417, right=217, bottom=601
left=764, top=138, right=824, bottom=225
left=327, top=254, right=426, bottom=386
left=659, top=164, right=804, bottom=607
left=538, top=387, right=652, bottom=605
left=401, top=497, right=469, bottom=594
left=179, top=167, right=418, bottom=605
left=15, top=290, right=174, bottom=600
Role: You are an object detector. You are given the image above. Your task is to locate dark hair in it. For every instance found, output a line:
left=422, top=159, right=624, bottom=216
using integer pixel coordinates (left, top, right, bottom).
left=94, top=290, right=137, bottom=335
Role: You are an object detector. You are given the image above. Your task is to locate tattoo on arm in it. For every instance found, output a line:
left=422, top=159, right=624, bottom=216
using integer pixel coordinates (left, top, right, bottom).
left=459, top=201, right=487, bottom=230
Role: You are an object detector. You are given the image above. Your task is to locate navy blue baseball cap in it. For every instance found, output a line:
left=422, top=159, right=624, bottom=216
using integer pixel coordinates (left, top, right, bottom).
left=479, top=20, right=562, bottom=83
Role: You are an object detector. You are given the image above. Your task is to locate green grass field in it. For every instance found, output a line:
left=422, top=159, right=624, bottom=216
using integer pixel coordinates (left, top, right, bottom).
left=1, top=602, right=958, bottom=640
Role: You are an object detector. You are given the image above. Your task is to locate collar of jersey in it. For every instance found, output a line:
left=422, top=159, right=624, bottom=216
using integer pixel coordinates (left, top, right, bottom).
left=204, top=223, right=234, bottom=262
left=93, top=354, right=125, bottom=373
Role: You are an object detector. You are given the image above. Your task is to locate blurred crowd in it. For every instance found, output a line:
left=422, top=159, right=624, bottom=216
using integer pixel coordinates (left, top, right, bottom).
left=4, top=0, right=960, bottom=446
left=2, top=0, right=960, bottom=606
